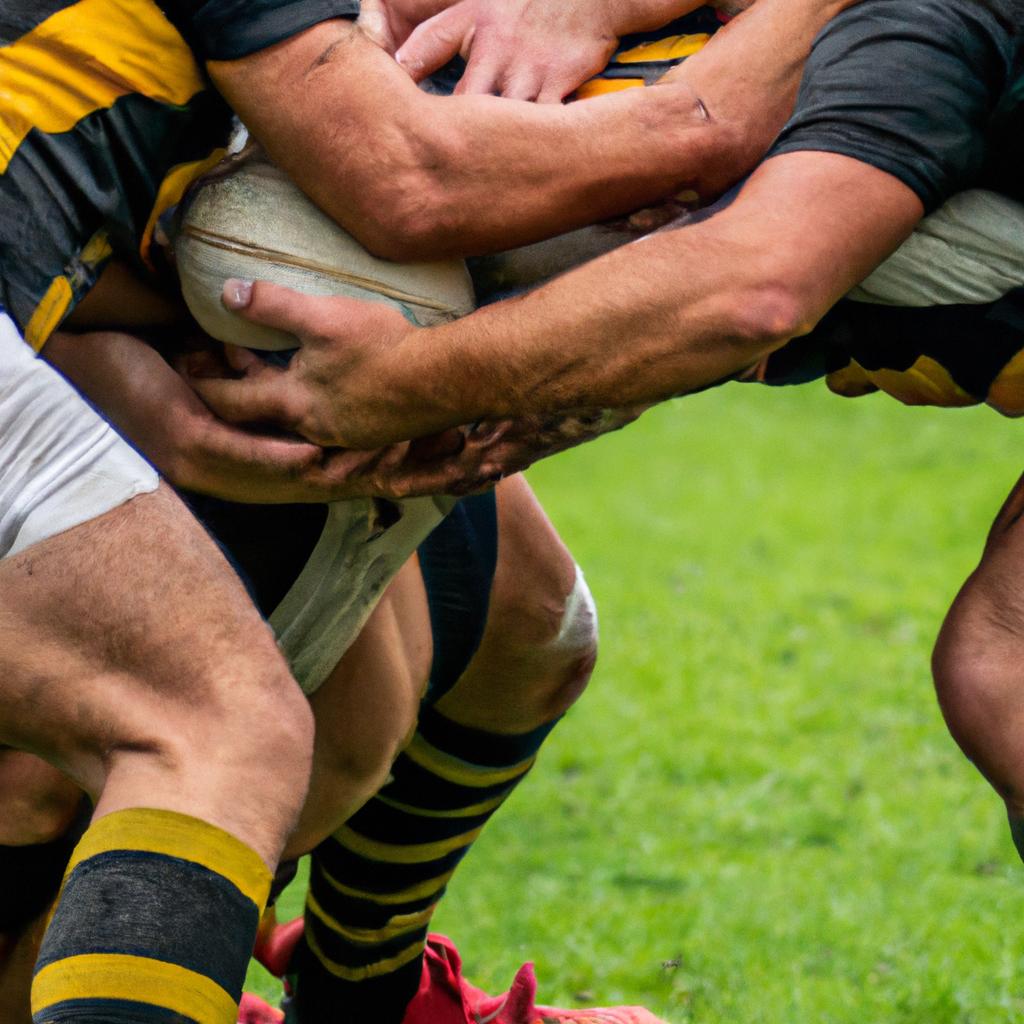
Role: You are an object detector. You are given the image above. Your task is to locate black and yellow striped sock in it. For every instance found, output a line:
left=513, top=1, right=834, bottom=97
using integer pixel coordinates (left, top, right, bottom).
left=291, top=707, right=558, bottom=1024
left=31, top=807, right=272, bottom=1024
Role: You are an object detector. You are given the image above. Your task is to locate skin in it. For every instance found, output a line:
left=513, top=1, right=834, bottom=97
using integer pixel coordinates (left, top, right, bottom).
left=0, top=473, right=596, bottom=1024
left=189, top=153, right=924, bottom=468
left=207, top=8, right=771, bottom=262
left=0, top=483, right=312, bottom=863
left=934, top=473, right=1024, bottom=822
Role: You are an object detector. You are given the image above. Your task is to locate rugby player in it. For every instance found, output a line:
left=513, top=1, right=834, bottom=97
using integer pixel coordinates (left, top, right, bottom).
left=192, top=0, right=1024, bottom=890
left=0, top=0, right=848, bottom=1021
left=0, top=0, right=689, bottom=1019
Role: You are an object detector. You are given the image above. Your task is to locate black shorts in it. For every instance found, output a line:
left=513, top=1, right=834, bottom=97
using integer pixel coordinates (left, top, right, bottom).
left=183, top=492, right=499, bottom=705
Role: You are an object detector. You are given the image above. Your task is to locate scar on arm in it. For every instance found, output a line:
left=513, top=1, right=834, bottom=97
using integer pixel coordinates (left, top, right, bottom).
left=305, top=23, right=364, bottom=77
left=307, top=38, right=343, bottom=73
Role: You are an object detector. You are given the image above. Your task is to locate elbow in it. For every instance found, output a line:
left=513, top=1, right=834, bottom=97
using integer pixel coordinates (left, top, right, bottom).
left=338, top=126, right=474, bottom=262
left=350, top=182, right=467, bottom=262
left=722, top=280, right=814, bottom=360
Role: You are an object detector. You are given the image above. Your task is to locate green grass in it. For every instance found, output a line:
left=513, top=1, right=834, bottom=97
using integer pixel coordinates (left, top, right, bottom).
left=253, top=381, right=1024, bottom=1022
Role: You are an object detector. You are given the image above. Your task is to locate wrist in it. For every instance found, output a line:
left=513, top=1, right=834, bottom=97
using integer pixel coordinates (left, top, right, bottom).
left=392, top=322, right=483, bottom=436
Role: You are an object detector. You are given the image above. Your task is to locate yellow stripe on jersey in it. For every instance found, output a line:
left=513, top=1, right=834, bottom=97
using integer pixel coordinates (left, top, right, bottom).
left=827, top=357, right=977, bottom=409
left=0, top=0, right=204, bottom=173
left=24, top=230, right=112, bottom=349
left=24, top=276, right=74, bottom=351
left=575, top=32, right=711, bottom=100
left=615, top=32, right=711, bottom=63
left=32, top=953, right=238, bottom=1024
left=576, top=78, right=646, bottom=99
left=141, top=148, right=229, bottom=267
left=65, top=808, right=272, bottom=910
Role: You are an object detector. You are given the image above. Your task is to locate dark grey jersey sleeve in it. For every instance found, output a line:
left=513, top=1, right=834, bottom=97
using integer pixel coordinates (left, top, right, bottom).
left=158, top=0, right=361, bottom=61
left=768, top=0, right=1017, bottom=211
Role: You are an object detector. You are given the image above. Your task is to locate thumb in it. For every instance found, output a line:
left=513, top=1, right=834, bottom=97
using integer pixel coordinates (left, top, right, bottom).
left=396, top=4, right=475, bottom=82
left=221, top=278, right=330, bottom=343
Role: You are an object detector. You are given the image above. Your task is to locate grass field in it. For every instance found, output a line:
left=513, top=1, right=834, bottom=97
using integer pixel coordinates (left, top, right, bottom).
left=253, top=380, right=1024, bottom=1023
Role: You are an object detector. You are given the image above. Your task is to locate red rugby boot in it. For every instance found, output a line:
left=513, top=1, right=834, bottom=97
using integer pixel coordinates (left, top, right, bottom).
left=402, top=934, right=670, bottom=1024
left=238, top=993, right=284, bottom=1024
left=253, top=913, right=305, bottom=978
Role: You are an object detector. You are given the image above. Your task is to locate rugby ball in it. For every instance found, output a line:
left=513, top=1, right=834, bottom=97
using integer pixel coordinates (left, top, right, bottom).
left=174, top=151, right=476, bottom=351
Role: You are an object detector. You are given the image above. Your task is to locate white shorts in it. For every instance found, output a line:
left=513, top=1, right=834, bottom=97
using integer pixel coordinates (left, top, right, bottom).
left=0, top=313, right=159, bottom=559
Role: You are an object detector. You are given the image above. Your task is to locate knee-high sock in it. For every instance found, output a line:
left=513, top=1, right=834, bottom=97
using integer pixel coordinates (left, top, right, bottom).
left=292, top=707, right=558, bottom=1024
left=31, top=808, right=271, bottom=1024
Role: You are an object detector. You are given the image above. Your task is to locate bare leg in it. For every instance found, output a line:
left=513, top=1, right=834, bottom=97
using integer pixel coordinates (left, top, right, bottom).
left=0, top=485, right=312, bottom=860
left=0, top=482, right=316, bottom=1022
left=289, top=476, right=599, bottom=1023
left=286, top=559, right=432, bottom=857
left=934, top=471, right=1024, bottom=831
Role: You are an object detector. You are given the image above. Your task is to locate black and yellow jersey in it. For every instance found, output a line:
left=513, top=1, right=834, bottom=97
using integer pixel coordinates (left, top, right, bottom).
left=756, top=289, right=1024, bottom=416
left=0, top=0, right=358, bottom=350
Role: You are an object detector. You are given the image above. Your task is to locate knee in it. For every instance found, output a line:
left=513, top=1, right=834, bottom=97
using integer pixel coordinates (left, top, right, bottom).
left=315, top=701, right=416, bottom=807
left=207, top=656, right=316, bottom=803
left=933, top=576, right=1024, bottom=766
left=105, top=646, right=315, bottom=824
left=496, top=564, right=599, bottom=722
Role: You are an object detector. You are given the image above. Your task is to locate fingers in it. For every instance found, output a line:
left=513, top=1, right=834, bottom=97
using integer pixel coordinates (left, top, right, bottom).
left=396, top=3, right=475, bottom=82
left=501, top=67, right=546, bottom=102
left=221, top=279, right=333, bottom=343
left=222, top=342, right=262, bottom=373
left=453, top=52, right=502, bottom=95
left=187, top=366, right=307, bottom=433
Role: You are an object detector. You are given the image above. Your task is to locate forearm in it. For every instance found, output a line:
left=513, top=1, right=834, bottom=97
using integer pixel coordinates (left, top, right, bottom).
left=211, top=20, right=736, bottom=260
left=390, top=153, right=925, bottom=429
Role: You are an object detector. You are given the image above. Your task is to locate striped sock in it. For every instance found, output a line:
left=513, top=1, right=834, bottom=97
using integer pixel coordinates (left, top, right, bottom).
left=31, top=807, right=271, bottom=1024
left=291, top=707, right=557, bottom=1024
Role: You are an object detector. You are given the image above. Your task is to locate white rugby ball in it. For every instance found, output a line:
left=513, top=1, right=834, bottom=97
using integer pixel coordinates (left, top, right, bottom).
left=175, top=152, right=476, bottom=351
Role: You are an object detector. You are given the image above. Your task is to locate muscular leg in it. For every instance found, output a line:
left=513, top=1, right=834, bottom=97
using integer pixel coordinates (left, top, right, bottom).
left=0, top=559, right=428, bottom=1024
left=292, top=475, right=598, bottom=1023
left=434, top=474, right=597, bottom=734
left=1, top=483, right=314, bottom=1023
left=933, top=470, right=1024, bottom=853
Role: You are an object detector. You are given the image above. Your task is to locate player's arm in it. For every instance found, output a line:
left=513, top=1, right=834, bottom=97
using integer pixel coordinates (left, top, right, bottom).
left=189, top=0, right=1005, bottom=460
left=190, top=151, right=923, bottom=455
left=44, top=262, right=473, bottom=502
left=208, top=0, right=853, bottom=261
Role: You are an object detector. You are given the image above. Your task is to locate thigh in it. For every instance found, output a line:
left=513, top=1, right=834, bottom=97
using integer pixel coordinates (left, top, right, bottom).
left=0, top=483, right=289, bottom=797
